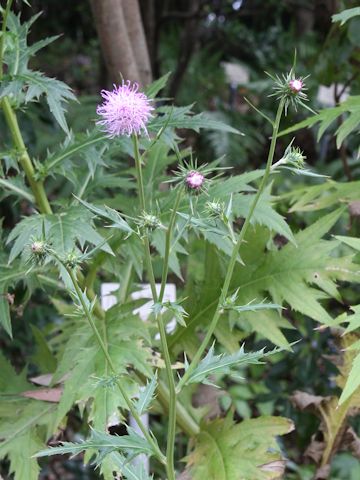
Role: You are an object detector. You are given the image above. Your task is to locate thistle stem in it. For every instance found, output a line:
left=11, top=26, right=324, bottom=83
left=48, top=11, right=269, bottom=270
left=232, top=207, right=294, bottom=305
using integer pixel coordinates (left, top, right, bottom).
left=0, top=0, right=13, bottom=80
left=177, top=98, right=285, bottom=392
left=1, top=98, right=52, bottom=214
left=156, top=188, right=183, bottom=480
left=132, top=134, right=158, bottom=300
left=66, top=267, right=166, bottom=464
left=159, top=189, right=183, bottom=301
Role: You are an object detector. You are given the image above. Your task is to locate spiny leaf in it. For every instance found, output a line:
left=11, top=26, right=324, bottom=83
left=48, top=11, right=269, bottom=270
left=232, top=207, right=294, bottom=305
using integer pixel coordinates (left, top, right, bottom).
left=6, top=207, right=114, bottom=263
left=183, top=344, right=280, bottom=387
left=0, top=176, right=35, bottom=202
left=34, top=428, right=157, bottom=458
left=75, top=197, right=134, bottom=235
left=135, top=374, right=158, bottom=415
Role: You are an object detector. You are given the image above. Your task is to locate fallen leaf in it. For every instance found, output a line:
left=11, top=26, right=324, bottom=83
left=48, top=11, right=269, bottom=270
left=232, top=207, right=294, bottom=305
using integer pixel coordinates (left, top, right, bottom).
left=21, top=387, right=62, bottom=403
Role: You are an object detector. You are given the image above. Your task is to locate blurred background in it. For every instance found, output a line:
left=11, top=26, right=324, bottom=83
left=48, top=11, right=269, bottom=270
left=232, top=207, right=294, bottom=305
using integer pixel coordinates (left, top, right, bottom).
left=16, top=0, right=360, bottom=179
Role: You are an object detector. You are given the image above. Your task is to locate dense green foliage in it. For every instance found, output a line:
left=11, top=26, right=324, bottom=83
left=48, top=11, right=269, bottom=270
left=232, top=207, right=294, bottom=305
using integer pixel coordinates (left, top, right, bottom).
left=0, top=2, right=360, bottom=480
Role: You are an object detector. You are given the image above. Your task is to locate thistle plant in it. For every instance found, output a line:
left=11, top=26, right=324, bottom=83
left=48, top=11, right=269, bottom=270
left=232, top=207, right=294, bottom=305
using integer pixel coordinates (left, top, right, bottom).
left=1, top=4, right=360, bottom=480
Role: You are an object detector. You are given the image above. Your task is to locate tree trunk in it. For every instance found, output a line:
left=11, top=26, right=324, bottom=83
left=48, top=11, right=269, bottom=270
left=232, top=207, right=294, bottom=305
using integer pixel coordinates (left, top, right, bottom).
left=90, top=0, right=152, bottom=86
left=122, top=0, right=152, bottom=86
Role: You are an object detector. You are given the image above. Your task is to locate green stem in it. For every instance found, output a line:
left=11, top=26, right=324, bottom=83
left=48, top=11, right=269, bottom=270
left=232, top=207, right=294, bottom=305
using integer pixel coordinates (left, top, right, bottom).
left=159, top=188, right=183, bottom=301
left=66, top=267, right=165, bottom=464
left=177, top=98, right=285, bottom=392
left=1, top=97, right=52, bottom=214
left=156, top=189, right=183, bottom=480
left=157, top=316, right=176, bottom=480
left=0, top=0, right=13, bottom=80
left=132, top=133, right=157, bottom=300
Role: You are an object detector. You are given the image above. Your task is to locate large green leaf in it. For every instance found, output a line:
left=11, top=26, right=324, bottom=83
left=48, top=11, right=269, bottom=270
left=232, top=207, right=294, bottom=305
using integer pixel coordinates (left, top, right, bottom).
left=185, top=415, right=294, bottom=480
left=172, top=209, right=360, bottom=354
left=0, top=354, right=57, bottom=480
left=6, top=206, right=113, bottom=263
left=52, top=299, right=152, bottom=430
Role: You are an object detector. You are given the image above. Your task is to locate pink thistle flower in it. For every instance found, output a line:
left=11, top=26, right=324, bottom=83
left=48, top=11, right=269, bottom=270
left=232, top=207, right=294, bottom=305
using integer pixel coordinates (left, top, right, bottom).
left=96, top=81, right=154, bottom=137
left=185, top=171, right=205, bottom=190
left=289, top=79, right=303, bottom=93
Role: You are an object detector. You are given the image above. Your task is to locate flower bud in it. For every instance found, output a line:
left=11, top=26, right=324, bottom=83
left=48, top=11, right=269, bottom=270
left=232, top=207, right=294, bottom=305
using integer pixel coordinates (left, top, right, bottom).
left=138, top=212, right=162, bottom=231
left=205, top=200, right=225, bottom=218
left=285, top=147, right=306, bottom=169
left=185, top=171, right=205, bottom=191
left=289, top=79, right=303, bottom=93
left=65, top=252, right=79, bottom=269
left=31, top=241, right=47, bottom=254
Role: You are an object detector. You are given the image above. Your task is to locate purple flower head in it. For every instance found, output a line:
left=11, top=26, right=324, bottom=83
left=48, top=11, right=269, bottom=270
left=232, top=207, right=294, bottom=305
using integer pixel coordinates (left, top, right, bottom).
left=289, top=78, right=303, bottom=93
left=96, top=81, right=154, bottom=137
left=185, top=171, right=205, bottom=190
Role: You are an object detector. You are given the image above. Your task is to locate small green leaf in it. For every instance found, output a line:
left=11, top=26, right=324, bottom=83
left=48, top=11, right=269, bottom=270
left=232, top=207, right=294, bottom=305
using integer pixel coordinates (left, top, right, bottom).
left=75, top=197, right=134, bottom=235
left=145, top=72, right=171, bottom=98
left=135, top=374, right=158, bottom=415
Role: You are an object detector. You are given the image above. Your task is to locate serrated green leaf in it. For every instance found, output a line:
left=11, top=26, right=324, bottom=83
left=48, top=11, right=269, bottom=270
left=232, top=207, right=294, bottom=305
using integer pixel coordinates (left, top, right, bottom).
left=0, top=354, right=57, bottom=480
left=145, top=72, right=171, bottom=98
left=135, top=374, right=157, bottom=415
left=183, top=344, right=279, bottom=387
left=6, top=207, right=114, bottom=262
left=75, top=197, right=134, bottom=235
left=0, top=176, right=35, bottom=202
left=35, top=427, right=156, bottom=458
left=1, top=13, right=76, bottom=132
left=186, top=415, right=294, bottom=480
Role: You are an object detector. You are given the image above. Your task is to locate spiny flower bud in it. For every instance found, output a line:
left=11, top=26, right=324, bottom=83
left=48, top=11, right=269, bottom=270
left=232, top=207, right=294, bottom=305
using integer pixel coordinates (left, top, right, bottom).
left=289, top=79, right=303, bottom=93
left=185, top=171, right=205, bottom=191
left=205, top=200, right=225, bottom=218
left=31, top=241, right=47, bottom=254
left=65, top=252, right=80, bottom=269
left=28, top=240, right=49, bottom=266
left=270, top=69, right=309, bottom=114
left=285, top=146, right=306, bottom=168
left=137, top=212, right=163, bottom=231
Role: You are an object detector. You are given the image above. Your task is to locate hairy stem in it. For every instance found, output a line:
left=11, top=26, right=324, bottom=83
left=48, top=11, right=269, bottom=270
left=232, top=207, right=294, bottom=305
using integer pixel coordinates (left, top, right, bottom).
left=177, top=98, right=285, bottom=391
